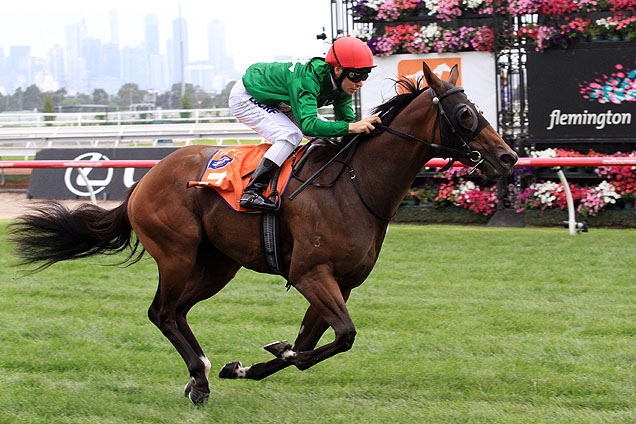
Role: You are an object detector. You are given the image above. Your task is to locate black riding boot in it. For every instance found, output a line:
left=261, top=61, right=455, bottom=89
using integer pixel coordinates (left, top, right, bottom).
left=239, top=158, right=280, bottom=211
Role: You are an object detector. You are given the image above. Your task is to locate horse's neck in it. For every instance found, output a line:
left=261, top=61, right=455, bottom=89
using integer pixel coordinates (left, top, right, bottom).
left=354, top=129, right=434, bottom=216
left=356, top=99, right=433, bottom=214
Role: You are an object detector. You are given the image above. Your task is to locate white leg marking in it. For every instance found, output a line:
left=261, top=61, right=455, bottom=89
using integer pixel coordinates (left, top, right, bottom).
left=236, top=365, right=251, bottom=378
left=200, top=355, right=211, bottom=379
left=281, top=349, right=297, bottom=361
left=299, top=325, right=305, bottom=335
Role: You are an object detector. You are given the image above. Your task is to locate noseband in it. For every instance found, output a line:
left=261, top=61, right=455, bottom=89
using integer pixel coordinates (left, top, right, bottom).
left=375, top=86, right=487, bottom=174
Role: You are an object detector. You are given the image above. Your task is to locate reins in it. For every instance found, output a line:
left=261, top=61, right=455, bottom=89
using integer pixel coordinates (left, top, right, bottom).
left=288, top=84, right=488, bottom=221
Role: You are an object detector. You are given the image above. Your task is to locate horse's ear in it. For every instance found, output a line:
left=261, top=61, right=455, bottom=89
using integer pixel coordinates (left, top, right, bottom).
left=422, top=61, right=443, bottom=91
left=448, top=64, right=459, bottom=85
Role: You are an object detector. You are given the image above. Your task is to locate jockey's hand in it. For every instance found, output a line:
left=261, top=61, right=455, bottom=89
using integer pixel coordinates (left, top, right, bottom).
left=348, top=116, right=381, bottom=134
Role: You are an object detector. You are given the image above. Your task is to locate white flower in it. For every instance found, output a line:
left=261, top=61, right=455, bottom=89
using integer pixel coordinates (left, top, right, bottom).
left=529, top=148, right=557, bottom=158
left=595, top=181, right=620, bottom=204
left=595, top=18, right=618, bottom=29
left=463, top=0, right=484, bottom=9
left=420, top=23, right=442, bottom=40
left=423, top=0, right=439, bottom=14
left=531, top=181, right=561, bottom=207
left=363, top=0, right=386, bottom=10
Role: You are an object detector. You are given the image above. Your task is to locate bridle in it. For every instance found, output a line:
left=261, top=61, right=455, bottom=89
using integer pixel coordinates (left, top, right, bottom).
left=375, top=85, right=486, bottom=174
left=289, top=84, right=491, bottom=221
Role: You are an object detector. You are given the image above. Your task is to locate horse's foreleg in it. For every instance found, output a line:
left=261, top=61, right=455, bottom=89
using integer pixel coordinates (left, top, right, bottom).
left=220, top=296, right=346, bottom=380
left=269, top=269, right=356, bottom=371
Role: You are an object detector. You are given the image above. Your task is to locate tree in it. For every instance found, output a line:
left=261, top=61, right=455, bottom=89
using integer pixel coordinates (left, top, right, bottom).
left=116, top=83, right=146, bottom=109
left=10, top=87, right=24, bottom=111
left=42, top=95, right=56, bottom=125
left=180, top=93, right=192, bottom=119
left=23, top=84, right=43, bottom=111
left=92, top=88, right=109, bottom=105
left=209, top=81, right=236, bottom=108
left=51, top=88, right=67, bottom=107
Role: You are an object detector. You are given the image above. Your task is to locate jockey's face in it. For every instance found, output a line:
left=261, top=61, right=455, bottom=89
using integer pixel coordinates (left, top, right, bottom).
left=335, top=67, right=365, bottom=96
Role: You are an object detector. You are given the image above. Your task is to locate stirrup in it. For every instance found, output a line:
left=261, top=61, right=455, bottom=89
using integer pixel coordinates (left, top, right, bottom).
left=239, top=192, right=279, bottom=212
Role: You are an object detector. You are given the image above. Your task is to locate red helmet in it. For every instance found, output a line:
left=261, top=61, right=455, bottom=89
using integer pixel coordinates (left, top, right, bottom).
left=325, top=36, right=375, bottom=69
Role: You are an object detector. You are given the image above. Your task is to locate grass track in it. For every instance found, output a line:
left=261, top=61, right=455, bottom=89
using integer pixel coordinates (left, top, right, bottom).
left=0, top=222, right=635, bottom=423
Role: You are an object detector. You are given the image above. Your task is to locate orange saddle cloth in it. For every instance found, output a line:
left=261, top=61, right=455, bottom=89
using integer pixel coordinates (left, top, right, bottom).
left=186, top=144, right=299, bottom=212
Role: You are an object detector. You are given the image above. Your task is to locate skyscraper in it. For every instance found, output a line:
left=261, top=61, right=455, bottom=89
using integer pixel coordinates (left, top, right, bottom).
left=47, top=45, right=65, bottom=87
left=207, top=20, right=227, bottom=73
left=109, top=9, right=119, bottom=46
left=144, top=15, right=160, bottom=57
left=65, top=20, right=88, bottom=93
left=170, top=18, right=189, bottom=87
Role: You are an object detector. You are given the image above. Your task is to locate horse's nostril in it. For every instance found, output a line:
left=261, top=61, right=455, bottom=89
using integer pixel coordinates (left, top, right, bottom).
left=500, top=153, right=517, bottom=166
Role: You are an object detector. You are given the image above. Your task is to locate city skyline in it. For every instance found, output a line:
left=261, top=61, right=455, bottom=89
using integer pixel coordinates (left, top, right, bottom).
left=0, top=1, right=331, bottom=74
left=0, top=1, right=332, bottom=97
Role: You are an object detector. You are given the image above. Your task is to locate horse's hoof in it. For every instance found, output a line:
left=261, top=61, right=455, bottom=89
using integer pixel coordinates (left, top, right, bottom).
left=184, top=379, right=209, bottom=405
left=184, top=379, right=194, bottom=396
left=188, top=387, right=210, bottom=405
left=264, top=340, right=296, bottom=361
left=219, top=361, right=242, bottom=379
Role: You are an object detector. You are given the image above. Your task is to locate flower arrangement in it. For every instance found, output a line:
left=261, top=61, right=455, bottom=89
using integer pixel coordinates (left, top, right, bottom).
left=435, top=180, right=499, bottom=215
left=513, top=148, right=636, bottom=216
left=370, top=23, right=495, bottom=55
left=353, top=0, right=494, bottom=22
left=595, top=152, right=636, bottom=202
left=352, top=0, right=635, bottom=53
left=577, top=181, right=622, bottom=215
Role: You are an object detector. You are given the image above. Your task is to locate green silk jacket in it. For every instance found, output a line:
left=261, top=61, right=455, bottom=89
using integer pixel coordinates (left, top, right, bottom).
left=241, top=58, right=356, bottom=137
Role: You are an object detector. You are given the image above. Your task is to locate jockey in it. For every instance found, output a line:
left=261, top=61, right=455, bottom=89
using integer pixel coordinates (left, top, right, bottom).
left=229, top=35, right=381, bottom=212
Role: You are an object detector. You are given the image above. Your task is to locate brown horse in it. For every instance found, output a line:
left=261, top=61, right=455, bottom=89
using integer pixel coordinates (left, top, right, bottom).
left=9, top=62, right=517, bottom=404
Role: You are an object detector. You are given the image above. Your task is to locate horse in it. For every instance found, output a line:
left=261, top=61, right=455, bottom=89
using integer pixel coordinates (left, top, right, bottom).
left=8, top=62, right=517, bottom=405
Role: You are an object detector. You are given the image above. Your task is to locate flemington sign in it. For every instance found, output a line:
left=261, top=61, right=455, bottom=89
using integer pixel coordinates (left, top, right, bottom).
left=527, top=46, right=635, bottom=140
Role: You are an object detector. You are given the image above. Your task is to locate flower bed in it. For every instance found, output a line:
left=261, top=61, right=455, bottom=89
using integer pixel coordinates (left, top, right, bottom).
left=352, top=0, right=636, bottom=54
left=399, top=148, right=636, bottom=226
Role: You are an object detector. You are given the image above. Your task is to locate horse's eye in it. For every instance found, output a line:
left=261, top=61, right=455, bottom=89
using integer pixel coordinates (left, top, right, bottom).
left=458, top=107, right=473, bottom=130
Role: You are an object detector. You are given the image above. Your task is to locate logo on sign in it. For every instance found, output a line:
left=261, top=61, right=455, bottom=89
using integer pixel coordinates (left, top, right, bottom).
left=64, top=152, right=114, bottom=197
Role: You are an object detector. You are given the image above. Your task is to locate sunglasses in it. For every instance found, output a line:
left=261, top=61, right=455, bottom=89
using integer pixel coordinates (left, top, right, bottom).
left=345, top=70, right=369, bottom=83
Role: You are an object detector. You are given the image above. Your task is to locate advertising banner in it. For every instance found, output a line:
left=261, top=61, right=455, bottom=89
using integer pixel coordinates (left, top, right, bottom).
left=360, top=51, right=498, bottom=131
left=527, top=47, right=635, bottom=139
left=27, top=148, right=178, bottom=200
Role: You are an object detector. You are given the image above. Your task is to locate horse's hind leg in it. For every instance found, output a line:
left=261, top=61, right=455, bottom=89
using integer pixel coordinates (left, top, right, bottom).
left=147, top=240, right=240, bottom=405
left=175, top=243, right=240, bottom=401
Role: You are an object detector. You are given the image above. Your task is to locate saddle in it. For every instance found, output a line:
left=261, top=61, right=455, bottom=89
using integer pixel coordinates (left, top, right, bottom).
left=186, top=140, right=346, bottom=286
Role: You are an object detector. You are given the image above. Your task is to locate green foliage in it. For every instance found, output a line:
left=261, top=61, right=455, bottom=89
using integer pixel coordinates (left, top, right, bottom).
left=42, top=95, right=56, bottom=124
left=1, top=222, right=635, bottom=423
left=117, top=83, right=145, bottom=109
left=180, top=93, right=192, bottom=119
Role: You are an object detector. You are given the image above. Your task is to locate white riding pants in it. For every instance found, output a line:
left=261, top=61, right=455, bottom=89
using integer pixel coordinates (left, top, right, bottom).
left=229, top=79, right=304, bottom=167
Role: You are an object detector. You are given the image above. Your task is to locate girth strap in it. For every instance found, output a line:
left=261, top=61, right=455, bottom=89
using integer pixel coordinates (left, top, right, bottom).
left=260, top=212, right=290, bottom=287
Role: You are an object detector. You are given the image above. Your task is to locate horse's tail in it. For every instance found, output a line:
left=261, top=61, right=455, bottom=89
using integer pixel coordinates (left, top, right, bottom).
left=8, top=189, right=143, bottom=274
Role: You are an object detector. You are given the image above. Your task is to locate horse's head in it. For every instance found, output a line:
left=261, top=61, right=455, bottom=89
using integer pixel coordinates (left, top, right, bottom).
left=422, top=61, right=517, bottom=179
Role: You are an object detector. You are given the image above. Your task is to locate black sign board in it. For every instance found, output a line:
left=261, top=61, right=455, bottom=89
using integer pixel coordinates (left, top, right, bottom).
left=527, top=47, right=635, bottom=139
left=28, top=148, right=178, bottom=200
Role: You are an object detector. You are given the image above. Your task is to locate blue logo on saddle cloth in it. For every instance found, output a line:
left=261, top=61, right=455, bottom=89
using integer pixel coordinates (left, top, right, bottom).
left=208, top=155, right=233, bottom=169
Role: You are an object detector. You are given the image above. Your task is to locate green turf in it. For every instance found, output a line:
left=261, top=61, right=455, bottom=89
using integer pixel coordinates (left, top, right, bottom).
left=0, top=223, right=635, bottom=423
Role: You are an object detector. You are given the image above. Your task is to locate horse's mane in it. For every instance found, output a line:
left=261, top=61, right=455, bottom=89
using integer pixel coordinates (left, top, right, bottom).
left=370, top=77, right=428, bottom=123
left=339, top=77, right=428, bottom=145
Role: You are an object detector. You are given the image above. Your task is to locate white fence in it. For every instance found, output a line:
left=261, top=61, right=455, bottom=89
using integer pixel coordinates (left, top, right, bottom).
left=0, top=123, right=267, bottom=158
left=0, top=106, right=336, bottom=128
left=0, top=108, right=238, bottom=127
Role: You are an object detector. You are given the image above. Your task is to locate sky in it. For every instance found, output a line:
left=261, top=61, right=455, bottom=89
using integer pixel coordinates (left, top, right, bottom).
left=0, top=0, right=333, bottom=73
